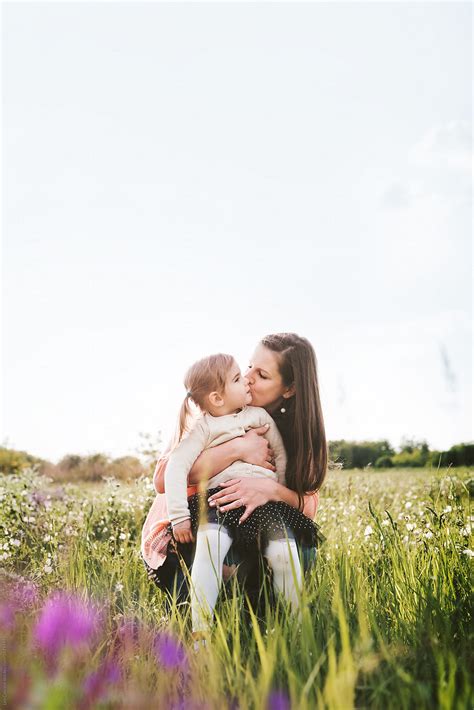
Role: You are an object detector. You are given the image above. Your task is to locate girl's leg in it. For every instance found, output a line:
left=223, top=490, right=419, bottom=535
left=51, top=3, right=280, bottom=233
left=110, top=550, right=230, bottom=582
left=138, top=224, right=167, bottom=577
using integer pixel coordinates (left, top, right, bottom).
left=190, top=524, right=233, bottom=634
left=264, top=535, right=303, bottom=618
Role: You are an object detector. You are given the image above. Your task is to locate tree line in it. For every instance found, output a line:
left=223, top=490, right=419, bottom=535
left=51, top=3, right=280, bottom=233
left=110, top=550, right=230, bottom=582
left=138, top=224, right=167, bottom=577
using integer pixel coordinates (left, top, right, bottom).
left=0, top=437, right=472, bottom=481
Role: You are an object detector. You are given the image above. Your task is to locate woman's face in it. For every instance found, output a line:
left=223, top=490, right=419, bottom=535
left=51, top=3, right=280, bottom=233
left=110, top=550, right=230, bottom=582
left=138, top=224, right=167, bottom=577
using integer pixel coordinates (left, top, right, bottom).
left=245, top=344, right=289, bottom=410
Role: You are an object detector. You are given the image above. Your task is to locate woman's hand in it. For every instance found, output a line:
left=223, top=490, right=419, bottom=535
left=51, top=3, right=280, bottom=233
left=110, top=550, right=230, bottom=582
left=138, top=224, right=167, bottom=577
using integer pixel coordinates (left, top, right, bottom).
left=237, top=426, right=276, bottom=472
left=208, top=477, right=277, bottom=524
left=172, top=519, right=194, bottom=544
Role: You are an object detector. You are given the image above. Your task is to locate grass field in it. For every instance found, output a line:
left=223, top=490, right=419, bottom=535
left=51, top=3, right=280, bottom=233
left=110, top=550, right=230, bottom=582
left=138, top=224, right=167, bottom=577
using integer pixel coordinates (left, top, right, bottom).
left=0, top=466, right=472, bottom=709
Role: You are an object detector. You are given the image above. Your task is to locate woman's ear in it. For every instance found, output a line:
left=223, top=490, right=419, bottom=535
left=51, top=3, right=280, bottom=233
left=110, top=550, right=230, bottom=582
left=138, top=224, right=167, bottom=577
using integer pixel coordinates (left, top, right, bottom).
left=283, top=384, right=296, bottom=399
left=208, top=391, right=225, bottom=408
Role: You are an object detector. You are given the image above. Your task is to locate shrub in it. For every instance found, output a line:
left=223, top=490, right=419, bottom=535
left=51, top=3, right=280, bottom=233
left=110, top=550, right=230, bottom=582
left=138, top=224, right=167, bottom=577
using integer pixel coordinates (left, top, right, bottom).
left=0, top=447, right=43, bottom=475
left=374, top=456, right=393, bottom=468
left=429, top=443, right=474, bottom=468
left=329, top=440, right=395, bottom=469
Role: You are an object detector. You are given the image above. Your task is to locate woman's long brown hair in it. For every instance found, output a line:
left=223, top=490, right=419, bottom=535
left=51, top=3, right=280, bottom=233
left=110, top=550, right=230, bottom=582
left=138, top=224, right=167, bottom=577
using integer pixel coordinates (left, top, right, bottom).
left=260, top=333, right=328, bottom=507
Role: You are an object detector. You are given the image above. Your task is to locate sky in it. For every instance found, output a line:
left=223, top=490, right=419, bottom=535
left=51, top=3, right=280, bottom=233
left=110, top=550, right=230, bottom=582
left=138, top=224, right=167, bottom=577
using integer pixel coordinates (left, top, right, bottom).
left=2, top=2, right=472, bottom=463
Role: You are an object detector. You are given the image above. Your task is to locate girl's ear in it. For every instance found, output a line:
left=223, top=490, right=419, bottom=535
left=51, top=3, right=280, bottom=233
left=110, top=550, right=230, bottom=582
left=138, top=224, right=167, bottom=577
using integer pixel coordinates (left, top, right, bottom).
left=283, top=384, right=296, bottom=399
left=208, top=391, right=225, bottom=408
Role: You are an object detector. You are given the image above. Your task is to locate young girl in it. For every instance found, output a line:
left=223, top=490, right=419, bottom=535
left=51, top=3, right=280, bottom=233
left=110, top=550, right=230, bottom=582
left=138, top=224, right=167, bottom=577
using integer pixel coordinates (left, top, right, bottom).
left=164, top=353, right=322, bottom=638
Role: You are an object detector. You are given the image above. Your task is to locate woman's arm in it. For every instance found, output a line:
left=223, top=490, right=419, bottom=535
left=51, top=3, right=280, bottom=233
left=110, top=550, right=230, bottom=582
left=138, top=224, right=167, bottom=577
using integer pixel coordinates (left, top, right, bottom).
left=208, top=478, right=319, bottom=524
left=153, top=425, right=275, bottom=494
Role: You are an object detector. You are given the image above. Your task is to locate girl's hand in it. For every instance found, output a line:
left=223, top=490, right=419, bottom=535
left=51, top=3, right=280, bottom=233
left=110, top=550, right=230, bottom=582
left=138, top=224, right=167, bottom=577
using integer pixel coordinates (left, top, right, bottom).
left=237, top=426, right=276, bottom=472
left=172, top=519, right=194, bottom=544
left=208, top=478, right=276, bottom=524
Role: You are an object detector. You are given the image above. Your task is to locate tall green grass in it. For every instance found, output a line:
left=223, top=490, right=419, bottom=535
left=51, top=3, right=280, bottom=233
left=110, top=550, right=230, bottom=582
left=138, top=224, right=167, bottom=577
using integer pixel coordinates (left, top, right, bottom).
left=0, top=467, right=472, bottom=708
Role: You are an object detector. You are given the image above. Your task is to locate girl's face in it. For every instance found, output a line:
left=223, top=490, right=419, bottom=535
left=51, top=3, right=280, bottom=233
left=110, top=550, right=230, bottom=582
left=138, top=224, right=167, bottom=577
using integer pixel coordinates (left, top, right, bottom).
left=245, top=344, right=290, bottom=410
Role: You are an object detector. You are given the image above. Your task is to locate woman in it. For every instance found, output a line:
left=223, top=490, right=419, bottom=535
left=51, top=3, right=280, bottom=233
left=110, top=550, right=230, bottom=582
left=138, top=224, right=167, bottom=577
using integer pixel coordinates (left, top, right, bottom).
left=141, top=332, right=327, bottom=608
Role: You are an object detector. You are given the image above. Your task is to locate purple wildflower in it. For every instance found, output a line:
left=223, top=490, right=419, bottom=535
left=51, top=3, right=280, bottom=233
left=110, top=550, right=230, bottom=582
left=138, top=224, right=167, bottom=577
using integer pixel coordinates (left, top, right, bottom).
left=267, top=689, right=291, bottom=710
left=169, top=701, right=211, bottom=710
left=14, top=578, right=39, bottom=610
left=0, top=603, right=15, bottom=631
left=81, top=660, right=121, bottom=708
left=34, top=591, right=99, bottom=662
left=153, top=632, right=188, bottom=671
left=112, top=616, right=141, bottom=659
left=31, top=491, right=47, bottom=506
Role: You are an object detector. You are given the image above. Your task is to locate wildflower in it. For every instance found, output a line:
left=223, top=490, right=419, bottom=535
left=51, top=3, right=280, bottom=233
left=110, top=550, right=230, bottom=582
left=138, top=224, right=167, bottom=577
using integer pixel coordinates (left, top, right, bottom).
left=462, top=549, right=474, bottom=558
left=82, top=660, right=121, bottom=707
left=119, top=533, right=126, bottom=540
left=153, top=632, right=188, bottom=671
left=406, top=523, right=415, bottom=531
left=115, top=583, right=124, bottom=593
left=34, top=591, right=99, bottom=664
left=43, top=565, right=53, bottom=574
left=0, top=603, right=15, bottom=631
left=424, top=531, right=434, bottom=539
left=460, top=524, right=471, bottom=536
left=10, top=539, right=21, bottom=547
left=112, top=617, right=140, bottom=656
left=443, top=505, right=452, bottom=513
left=364, top=525, right=373, bottom=537
left=267, top=689, right=291, bottom=710
left=405, top=502, right=412, bottom=509
left=32, top=491, right=47, bottom=505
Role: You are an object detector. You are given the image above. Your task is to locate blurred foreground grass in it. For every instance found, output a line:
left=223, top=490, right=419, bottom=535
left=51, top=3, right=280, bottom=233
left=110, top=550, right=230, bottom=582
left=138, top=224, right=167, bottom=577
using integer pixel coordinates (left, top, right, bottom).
left=0, top=467, right=472, bottom=709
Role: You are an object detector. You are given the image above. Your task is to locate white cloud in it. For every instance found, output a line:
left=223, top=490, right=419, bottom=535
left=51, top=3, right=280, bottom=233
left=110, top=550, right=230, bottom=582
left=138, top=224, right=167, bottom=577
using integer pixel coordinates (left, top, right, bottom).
left=412, top=119, right=472, bottom=173
left=380, top=180, right=414, bottom=210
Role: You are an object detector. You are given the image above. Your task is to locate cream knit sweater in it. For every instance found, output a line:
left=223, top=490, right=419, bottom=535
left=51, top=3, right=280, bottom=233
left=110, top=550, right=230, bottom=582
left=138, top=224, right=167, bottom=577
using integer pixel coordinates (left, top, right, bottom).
left=164, top=405, right=287, bottom=526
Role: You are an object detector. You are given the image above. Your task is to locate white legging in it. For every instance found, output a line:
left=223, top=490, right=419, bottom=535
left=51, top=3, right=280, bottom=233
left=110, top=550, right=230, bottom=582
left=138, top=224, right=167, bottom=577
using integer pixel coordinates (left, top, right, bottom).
left=190, top=523, right=303, bottom=633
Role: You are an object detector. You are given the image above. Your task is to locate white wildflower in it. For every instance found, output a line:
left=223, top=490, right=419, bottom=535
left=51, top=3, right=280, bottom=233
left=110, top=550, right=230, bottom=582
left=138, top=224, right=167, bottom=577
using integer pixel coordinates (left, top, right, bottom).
left=460, top=524, right=471, bottom=536
left=10, top=539, right=21, bottom=547
left=364, top=525, right=374, bottom=537
left=462, top=549, right=474, bottom=558
left=443, top=505, right=452, bottom=513
left=405, top=502, right=412, bottom=509
left=115, top=582, right=124, bottom=592
left=119, top=533, right=126, bottom=540
left=406, top=523, right=415, bottom=531
left=424, top=531, right=434, bottom=539
left=43, top=564, right=53, bottom=573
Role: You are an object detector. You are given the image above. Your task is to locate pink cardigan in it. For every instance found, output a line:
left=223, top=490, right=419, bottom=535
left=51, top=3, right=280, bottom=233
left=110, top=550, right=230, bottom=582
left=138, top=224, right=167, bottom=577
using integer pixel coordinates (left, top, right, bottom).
left=141, top=458, right=319, bottom=570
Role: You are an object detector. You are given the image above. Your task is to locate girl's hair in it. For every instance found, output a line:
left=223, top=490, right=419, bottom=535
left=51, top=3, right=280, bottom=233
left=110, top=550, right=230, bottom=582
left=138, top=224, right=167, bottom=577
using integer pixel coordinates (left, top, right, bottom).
left=175, top=353, right=235, bottom=446
left=260, top=333, right=328, bottom=506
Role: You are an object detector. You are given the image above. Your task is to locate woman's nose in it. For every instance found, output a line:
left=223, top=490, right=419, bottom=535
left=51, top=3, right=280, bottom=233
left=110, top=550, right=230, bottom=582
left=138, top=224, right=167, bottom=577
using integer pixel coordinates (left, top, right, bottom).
left=243, top=376, right=249, bottom=386
left=245, top=368, right=254, bottom=384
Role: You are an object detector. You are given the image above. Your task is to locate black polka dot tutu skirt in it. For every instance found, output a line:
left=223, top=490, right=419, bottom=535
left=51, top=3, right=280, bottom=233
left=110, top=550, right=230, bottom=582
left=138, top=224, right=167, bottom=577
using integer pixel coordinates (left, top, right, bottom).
left=187, top=486, right=325, bottom=551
